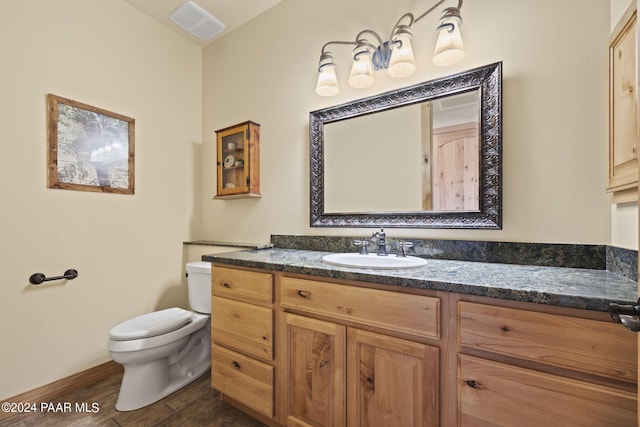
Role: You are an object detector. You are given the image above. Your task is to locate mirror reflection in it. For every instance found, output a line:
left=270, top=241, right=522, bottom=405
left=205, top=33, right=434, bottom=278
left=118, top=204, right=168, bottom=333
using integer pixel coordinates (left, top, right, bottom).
left=324, top=90, right=480, bottom=213
left=309, top=62, right=502, bottom=229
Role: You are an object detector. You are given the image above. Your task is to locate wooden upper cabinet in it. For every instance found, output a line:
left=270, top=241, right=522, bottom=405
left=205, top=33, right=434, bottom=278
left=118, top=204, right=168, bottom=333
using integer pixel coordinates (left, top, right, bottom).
left=609, top=2, right=638, bottom=203
left=215, top=121, right=260, bottom=199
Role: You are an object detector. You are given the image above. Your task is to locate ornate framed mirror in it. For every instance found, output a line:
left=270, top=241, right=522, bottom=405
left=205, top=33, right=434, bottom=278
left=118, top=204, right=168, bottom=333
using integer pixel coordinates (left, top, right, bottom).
left=310, top=61, right=502, bottom=228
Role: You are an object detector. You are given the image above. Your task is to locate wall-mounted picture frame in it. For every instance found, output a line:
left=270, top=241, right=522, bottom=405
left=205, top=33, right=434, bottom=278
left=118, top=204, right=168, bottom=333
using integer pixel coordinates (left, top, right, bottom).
left=47, top=94, right=135, bottom=194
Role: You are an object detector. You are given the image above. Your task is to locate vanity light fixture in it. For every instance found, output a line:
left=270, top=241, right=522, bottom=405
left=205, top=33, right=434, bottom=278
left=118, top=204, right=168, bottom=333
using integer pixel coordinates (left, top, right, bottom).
left=315, top=0, right=465, bottom=96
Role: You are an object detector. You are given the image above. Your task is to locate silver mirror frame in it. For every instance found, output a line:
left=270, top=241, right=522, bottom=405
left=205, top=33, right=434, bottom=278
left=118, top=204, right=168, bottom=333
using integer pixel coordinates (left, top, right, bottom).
left=310, top=61, right=502, bottom=229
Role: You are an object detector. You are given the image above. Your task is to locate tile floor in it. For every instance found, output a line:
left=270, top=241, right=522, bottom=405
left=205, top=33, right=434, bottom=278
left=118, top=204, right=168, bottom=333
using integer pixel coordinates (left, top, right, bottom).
left=0, top=370, right=265, bottom=426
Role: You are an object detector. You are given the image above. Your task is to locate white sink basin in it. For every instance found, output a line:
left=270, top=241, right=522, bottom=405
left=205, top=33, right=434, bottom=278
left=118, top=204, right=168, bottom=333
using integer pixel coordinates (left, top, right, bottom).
left=322, top=253, right=427, bottom=270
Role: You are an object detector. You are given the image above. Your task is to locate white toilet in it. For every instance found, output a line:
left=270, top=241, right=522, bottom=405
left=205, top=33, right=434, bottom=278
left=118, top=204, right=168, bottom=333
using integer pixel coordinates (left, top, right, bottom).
left=107, top=261, right=212, bottom=411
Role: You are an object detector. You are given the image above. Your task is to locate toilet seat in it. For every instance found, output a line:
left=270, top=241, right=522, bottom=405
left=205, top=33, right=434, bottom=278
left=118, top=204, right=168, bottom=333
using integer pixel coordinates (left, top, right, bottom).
left=109, top=308, right=193, bottom=341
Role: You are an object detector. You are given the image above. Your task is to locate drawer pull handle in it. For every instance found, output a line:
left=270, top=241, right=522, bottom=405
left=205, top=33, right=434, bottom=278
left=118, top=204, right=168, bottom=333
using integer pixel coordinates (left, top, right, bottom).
left=609, top=298, right=640, bottom=332
left=232, top=361, right=241, bottom=370
left=297, top=290, right=311, bottom=298
left=465, top=380, right=480, bottom=389
left=221, top=282, right=231, bottom=288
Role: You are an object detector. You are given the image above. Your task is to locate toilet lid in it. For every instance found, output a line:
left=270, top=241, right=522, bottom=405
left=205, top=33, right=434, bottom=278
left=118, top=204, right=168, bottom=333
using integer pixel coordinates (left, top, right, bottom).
left=109, top=307, right=194, bottom=341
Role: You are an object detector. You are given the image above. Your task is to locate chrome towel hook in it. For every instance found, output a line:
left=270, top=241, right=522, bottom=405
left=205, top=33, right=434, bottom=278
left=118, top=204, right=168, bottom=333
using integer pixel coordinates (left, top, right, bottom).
left=29, top=269, right=78, bottom=285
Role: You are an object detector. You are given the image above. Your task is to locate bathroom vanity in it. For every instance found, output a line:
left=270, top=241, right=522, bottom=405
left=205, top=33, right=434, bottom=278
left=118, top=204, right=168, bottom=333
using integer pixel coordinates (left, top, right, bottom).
left=204, top=248, right=638, bottom=427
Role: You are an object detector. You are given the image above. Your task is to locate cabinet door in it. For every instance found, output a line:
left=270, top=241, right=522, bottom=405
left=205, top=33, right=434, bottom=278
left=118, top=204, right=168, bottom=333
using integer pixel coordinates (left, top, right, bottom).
left=287, top=313, right=346, bottom=427
left=215, top=121, right=260, bottom=198
left=609, top=3, right=638, bottom=201
left=217, top=123, right=250, bottom=196
left=459, top=354, right=637, bottom=427
left=347, top=328, right=439, bottom=427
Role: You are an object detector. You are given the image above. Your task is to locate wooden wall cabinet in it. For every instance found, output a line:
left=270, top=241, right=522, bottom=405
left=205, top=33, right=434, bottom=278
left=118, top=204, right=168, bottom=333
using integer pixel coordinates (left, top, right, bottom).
left=609, top=3, right=638, bottom=203
left=215, top=121, right=260, bottom=199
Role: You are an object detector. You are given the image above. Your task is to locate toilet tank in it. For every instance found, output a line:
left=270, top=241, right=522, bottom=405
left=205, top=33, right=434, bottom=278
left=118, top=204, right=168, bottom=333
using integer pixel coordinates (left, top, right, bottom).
left=186, top=261, right=212, bottom=314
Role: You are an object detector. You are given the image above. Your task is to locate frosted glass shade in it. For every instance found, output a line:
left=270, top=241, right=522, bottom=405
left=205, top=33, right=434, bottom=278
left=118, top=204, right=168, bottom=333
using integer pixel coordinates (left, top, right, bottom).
left=388, top=33, right=416, bottom=78
left=316, top=63, right=339, bottom=96
left=348, top=52, right=375, bottom=88
left=433, top=16, right=465, bottom=66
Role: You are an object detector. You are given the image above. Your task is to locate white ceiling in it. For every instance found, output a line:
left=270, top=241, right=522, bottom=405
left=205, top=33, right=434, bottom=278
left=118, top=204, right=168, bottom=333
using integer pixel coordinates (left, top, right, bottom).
left=125, top=0, right=283, bottom=46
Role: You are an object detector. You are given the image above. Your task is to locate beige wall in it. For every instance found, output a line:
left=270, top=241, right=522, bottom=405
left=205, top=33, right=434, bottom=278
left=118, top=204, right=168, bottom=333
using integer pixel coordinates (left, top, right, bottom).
left=0, top=1, right=202, bottom=399
left=201, top=0, right=622, bottom=246
left=1, top=0, right=637, bottom=402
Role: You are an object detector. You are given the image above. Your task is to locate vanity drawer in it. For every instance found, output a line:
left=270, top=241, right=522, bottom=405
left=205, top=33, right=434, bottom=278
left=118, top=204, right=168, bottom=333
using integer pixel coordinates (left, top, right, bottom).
left=212, top=266, right=273, bottom=304
left=458, top=301, right=637, bottom=382
left=281, top=276, right=440, bottom=339
left=212, top=344, right=274, bottom=418
left=459, top=354, right=636, bottom=427
left=211, top=296, right=273, bottom=361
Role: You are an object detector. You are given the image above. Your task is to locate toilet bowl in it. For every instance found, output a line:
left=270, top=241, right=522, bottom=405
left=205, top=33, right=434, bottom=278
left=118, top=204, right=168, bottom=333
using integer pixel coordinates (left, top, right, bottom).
left=107, top=261, right=212, bottom=411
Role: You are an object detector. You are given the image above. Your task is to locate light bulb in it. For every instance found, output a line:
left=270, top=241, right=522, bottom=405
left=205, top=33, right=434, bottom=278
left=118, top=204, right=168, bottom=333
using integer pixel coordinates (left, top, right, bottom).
left=348, top=49, right=374, bottom=88
left=315, top=53, right=339, bottom=96
left=388, top=30, right=416, bottom=78
left=433, top=14, right=464, bottom=66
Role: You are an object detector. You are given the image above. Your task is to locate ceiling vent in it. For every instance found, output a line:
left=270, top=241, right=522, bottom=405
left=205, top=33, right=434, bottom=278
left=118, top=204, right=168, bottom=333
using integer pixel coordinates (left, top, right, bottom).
left=170, top=1, right=225, bottom=41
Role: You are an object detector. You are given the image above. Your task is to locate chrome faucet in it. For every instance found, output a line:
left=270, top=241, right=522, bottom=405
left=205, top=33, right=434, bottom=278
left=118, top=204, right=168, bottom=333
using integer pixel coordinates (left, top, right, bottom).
left=396, top=241, right=413, bottom=257
left=354, top=239, right=370, bottom=255
left=371, top=228, right=387, bottom=256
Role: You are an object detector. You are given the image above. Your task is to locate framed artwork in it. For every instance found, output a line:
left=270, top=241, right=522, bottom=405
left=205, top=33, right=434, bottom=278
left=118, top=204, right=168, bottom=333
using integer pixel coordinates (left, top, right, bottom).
left=47, top=94, right=135, bottom=194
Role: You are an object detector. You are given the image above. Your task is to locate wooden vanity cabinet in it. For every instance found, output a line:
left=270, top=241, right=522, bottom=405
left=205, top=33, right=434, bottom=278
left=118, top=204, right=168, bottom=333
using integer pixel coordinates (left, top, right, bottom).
left=209, top=265, right=637, bottom=426
left=281, top=276, right=441, bottom=427
left=456, top=300, right=637, bottom=427
left=210, top=266, right=277, bottom=420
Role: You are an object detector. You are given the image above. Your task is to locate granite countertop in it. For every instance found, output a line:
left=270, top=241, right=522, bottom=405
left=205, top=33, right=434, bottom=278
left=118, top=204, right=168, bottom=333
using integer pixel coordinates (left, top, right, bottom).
left=202, top=248, right=638, bottom=312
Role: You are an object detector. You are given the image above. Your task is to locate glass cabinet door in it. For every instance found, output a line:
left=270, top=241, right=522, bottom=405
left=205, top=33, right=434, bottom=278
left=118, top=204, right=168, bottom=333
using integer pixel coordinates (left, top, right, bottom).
left=215, top=121, right=260, bottom=198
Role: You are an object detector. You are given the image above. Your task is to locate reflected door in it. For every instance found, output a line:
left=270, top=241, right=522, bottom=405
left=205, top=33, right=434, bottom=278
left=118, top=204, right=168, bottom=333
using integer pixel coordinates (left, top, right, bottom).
left=432, top=122, right=479, bottom=211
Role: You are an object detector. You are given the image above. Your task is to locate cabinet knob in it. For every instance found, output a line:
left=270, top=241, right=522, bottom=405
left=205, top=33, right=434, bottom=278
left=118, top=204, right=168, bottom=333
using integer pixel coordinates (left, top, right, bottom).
left=297, top=290, right=311, bottom=298
left=465, top=380, right=480, bottom=389
left=366, top=376, right=375, bottom=391
left=232, top=361, right=241, bottom=370
left=221, top=282, right=231, bottom=288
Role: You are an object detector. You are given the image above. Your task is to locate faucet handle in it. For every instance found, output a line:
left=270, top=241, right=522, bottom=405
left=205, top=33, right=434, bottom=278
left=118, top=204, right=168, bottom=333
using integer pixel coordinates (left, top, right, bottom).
left=396, top=241, right=413, bottom=257
left=354, top=239, right=370, bottom=255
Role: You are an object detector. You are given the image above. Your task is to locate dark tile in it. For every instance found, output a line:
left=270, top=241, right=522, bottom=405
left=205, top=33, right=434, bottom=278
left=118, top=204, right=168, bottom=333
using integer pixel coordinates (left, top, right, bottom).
left=0, top=370, right=264, bottom=427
